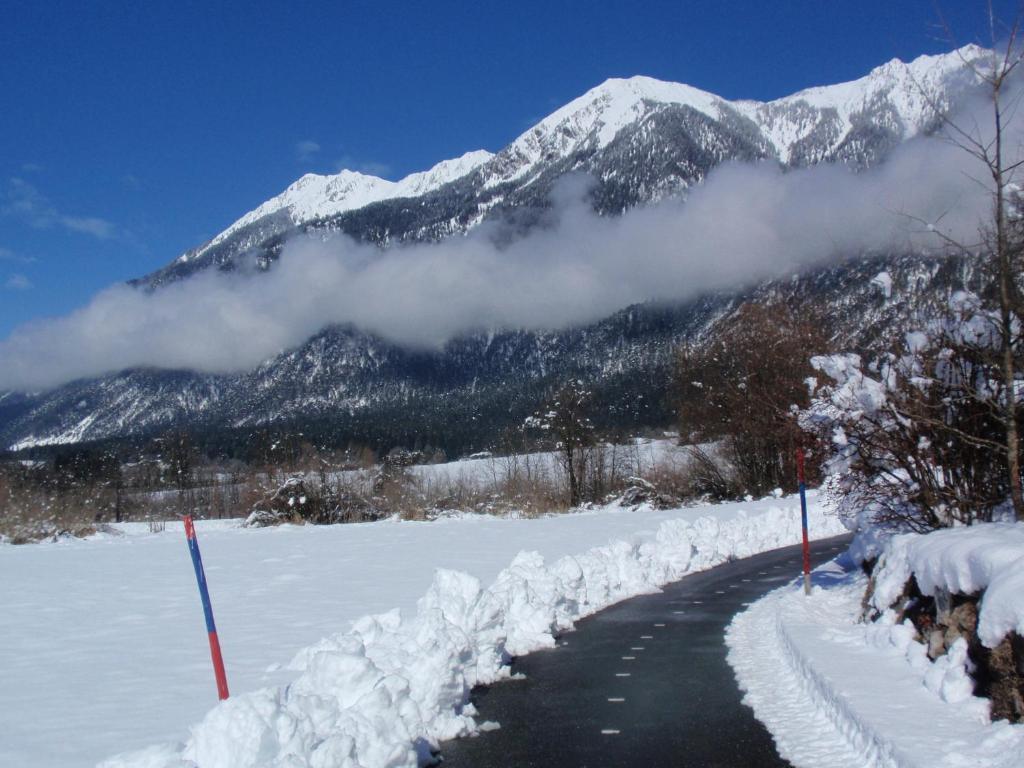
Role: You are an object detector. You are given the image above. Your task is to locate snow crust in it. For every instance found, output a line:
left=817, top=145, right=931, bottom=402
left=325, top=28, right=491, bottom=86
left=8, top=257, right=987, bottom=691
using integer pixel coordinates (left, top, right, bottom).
left=870, top=523, right=1024, bottom=648
left=727, top=554, right=1024, bottom=768
left=0, top=492, right=842, bottom=767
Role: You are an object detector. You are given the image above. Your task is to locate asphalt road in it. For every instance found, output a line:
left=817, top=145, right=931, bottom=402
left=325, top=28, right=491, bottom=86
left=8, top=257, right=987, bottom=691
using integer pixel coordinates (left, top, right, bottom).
left=437, top=534, right=852, bottom=768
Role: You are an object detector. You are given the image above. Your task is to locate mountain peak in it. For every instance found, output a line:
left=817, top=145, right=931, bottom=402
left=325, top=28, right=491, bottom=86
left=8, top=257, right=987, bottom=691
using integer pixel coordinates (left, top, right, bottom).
left=184, top=150, right=494, bottom=263
left=557, top=74, right=725, bottom=129
left=479, top=73, right=728, bottom=190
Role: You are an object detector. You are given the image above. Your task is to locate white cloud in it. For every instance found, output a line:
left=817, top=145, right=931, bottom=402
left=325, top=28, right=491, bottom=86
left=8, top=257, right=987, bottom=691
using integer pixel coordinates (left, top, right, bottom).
left=336, top=155, right=392, bottom=179
left=0, top=247, right=35, bottom=265
left=2, top=178, right=117, bottom=240
left=4, top=274, right=32, bottom=291
left=296, top=140, right=321, bottom=161
left=60, top=215, right=116, bottom=239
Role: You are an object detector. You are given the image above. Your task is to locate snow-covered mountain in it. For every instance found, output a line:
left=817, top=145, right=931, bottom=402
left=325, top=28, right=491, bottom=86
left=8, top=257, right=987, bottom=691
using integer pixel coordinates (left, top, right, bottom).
left=178, top=150, right=494, bottom=268
left=1, top=46, right=992, bottom=452
left=139, top=45, right=985, bottom=288
left=485, top=44, right=976, bottom=182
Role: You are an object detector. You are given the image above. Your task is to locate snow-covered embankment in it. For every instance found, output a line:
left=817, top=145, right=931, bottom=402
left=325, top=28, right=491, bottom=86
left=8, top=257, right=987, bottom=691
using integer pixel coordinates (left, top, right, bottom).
left=727, top=523, right=1024, bottom=768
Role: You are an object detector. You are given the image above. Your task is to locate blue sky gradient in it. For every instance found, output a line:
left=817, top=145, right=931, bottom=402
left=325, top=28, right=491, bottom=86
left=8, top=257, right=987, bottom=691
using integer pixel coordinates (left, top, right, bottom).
left=0, top=0, right=1017, bottom=336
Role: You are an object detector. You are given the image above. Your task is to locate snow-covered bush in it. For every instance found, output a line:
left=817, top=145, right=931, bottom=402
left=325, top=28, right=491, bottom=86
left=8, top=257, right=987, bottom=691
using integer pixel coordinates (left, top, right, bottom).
left=245, top=475, right=385, bottom=527
left=803, top=291, right=1021, bottom=533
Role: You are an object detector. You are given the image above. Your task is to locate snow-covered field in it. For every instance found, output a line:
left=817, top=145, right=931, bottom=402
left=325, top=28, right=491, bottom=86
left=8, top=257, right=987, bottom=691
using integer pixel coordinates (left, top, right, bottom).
left=0, top=491, right=840, bottom=767
left=727, top=524, right=1024, bottom=768
left=311, top=436, right=693, bottom=499
left=404, top=437, right=690, bottom=487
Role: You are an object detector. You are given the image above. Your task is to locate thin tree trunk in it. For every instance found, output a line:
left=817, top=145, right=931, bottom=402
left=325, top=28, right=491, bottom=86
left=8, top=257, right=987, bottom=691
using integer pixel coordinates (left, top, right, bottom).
left=993, top=79, right=1024, bottom=521
left=566, top=445, right=579, bottom=507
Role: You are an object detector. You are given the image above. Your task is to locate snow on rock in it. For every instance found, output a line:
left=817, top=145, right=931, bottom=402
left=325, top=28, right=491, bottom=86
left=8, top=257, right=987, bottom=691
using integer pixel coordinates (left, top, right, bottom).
left=97, top=499, right=844, bottom=768
left=485, top=75, right=728, bottom=189
left=193, top=149, right=494, bottom=259
left=727, top=555, right=1024, bottom=768
left=870, top=523, right=1024, bottom=648
left=872, top=270, right=893, bottom=298
left=737, top=44, right=987, bottom=163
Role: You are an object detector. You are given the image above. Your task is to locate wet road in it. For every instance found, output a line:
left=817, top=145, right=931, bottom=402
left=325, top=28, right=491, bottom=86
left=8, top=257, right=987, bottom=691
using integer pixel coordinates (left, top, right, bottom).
left=438, top=534, right=852, bottom=768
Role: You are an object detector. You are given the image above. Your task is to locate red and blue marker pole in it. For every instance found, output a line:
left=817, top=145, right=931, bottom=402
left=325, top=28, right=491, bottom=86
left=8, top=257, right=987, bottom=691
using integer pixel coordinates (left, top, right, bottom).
left=796, top=448, right=811, bottom=596
left=183, top=515, right=230, bottom=700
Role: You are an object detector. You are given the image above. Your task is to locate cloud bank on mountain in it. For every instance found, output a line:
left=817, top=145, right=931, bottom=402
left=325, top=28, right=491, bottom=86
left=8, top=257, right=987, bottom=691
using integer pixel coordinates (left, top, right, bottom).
left=0, top=112, right=1009, bottom=392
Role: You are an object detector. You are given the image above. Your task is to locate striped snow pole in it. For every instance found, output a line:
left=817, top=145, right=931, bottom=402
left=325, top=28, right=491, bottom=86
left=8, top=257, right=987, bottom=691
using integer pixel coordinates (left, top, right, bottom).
left=183, top=515, right=230, bottom=700
left=796, top=448, right=811, bottom=596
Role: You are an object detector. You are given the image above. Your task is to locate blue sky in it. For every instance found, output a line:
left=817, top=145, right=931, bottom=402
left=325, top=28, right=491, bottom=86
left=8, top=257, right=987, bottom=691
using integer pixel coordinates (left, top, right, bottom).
left=0, top=0, right=1016, bottom=337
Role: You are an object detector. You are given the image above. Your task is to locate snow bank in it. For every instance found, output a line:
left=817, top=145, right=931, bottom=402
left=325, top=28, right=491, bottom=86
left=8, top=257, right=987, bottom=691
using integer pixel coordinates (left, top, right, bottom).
left=100, top=502, right=844, bottom=768
left=870, top=523, right=1024, bottom=647
left=727, top=546, right=1024, bottom=768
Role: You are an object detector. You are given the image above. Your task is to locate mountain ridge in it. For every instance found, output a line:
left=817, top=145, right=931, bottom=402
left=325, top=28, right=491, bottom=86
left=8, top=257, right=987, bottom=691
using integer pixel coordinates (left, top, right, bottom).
left=145, top=44, right=986, bottom=289
left=0, top=45, right=993, bottom=451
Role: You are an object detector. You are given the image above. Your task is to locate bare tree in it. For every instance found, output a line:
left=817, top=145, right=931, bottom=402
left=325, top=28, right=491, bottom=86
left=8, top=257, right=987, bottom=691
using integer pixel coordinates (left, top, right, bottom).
left=161, top=429, right=196, bottom=516
left=914, top=5, right=1024, bottom=520
left=526, top=380, right=596, bottom=507
left=675, top=302, right=830, bottom=497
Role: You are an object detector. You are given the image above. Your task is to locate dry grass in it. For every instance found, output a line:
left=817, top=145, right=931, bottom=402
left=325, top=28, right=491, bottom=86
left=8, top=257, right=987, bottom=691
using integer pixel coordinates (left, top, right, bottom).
left=1, top=439, right=741, bottom=541
left=0, top=478, right=98, bottom=544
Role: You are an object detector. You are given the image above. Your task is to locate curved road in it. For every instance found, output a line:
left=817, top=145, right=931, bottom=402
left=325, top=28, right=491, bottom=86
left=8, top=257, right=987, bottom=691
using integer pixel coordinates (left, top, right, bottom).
left=438, top=534, right=851, bottom=768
